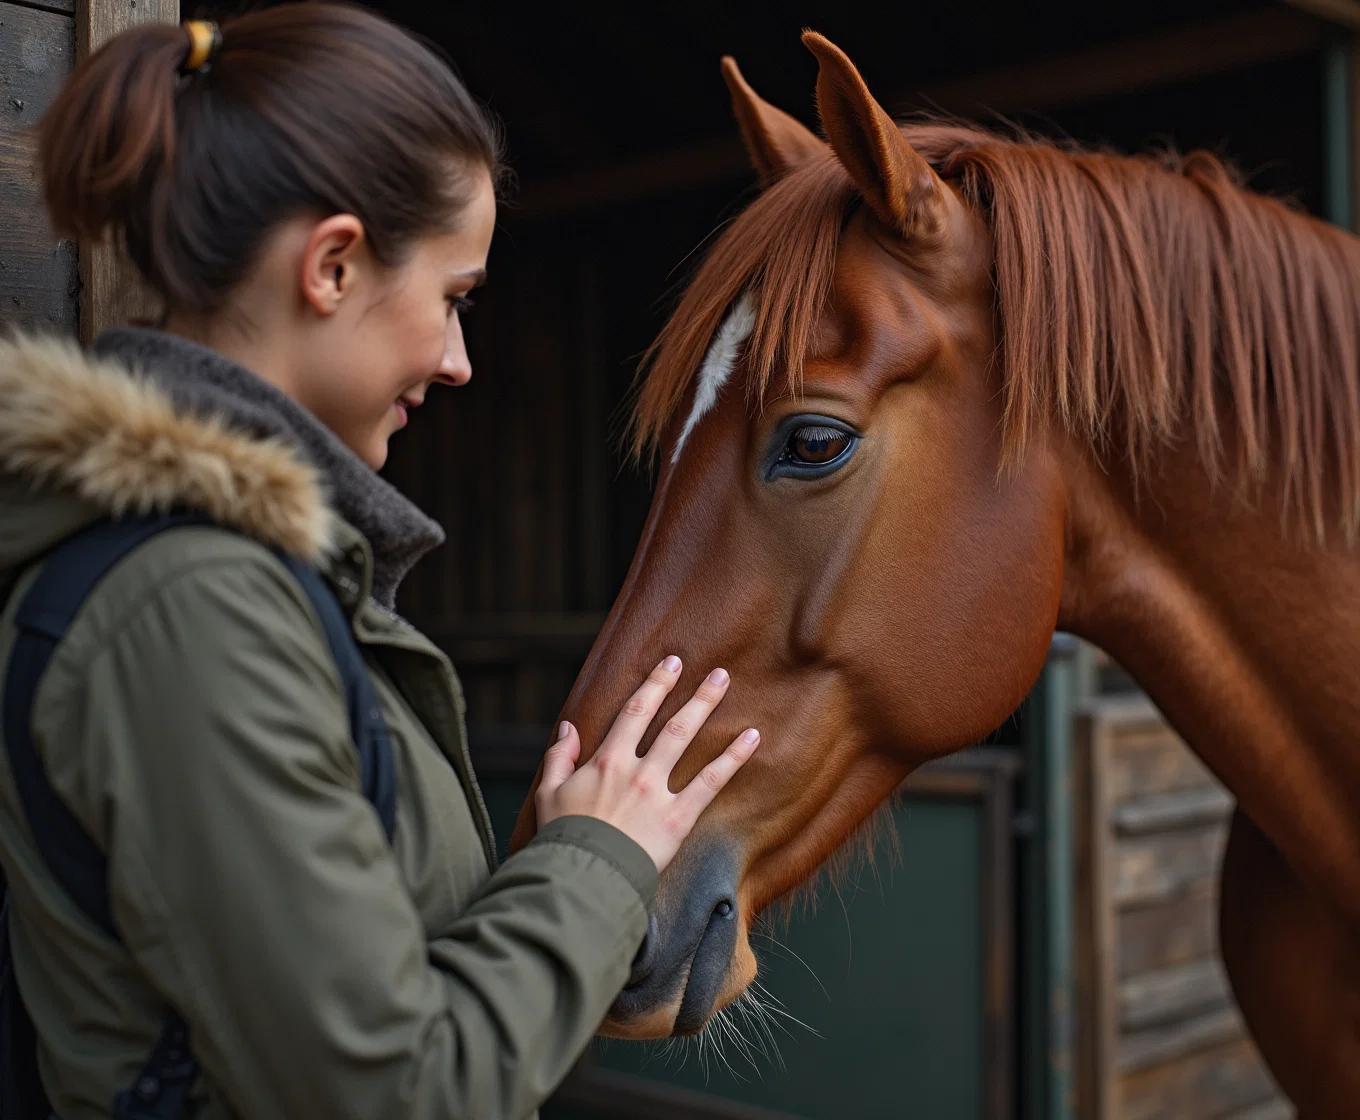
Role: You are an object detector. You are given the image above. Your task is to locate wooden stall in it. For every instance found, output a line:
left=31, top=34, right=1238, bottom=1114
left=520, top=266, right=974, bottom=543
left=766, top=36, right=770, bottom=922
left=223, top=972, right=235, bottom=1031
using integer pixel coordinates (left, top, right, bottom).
left=1074, top=696, right=1289, bottom=1120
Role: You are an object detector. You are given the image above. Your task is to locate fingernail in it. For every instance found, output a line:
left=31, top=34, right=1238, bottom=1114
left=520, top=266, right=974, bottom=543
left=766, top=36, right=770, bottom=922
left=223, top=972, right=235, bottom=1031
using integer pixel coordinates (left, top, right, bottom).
left=707, top=668, right=729, bottom=686
left=662, top=655, right=681, bottom=673
left=741, top=728, right=760, bottom=745
left=557, top=721, right=571, bottom=741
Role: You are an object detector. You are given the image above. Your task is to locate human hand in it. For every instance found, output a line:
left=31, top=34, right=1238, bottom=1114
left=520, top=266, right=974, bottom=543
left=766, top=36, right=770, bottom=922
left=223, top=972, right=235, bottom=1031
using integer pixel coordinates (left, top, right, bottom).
left=534, top=656, right=759, bottom=874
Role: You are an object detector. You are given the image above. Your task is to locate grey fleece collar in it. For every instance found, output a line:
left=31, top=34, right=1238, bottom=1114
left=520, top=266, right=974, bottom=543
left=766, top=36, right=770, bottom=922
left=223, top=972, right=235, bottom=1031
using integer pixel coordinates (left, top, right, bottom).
left=92, top=327, right=444, bottom=608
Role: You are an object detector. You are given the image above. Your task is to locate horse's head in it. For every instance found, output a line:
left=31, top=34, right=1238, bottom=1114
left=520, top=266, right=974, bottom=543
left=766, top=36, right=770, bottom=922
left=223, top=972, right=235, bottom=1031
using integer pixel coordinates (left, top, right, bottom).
left=512, top=34, right=1067, bottom=1038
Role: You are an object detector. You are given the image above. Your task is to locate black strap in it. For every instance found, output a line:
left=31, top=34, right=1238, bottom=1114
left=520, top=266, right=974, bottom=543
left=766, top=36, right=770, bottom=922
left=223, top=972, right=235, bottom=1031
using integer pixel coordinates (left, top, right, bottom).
left=1, top=513, right=396, bottom=1119
left=277, top=555, right=396, bottom=841
left=0, top=883, right=50, bottom=1120
left=4, top=515, right=206, bottom=939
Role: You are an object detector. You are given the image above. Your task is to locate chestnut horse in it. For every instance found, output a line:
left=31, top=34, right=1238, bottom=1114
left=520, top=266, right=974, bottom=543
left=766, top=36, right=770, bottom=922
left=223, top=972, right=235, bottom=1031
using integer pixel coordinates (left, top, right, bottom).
left=512, top=33, right=1360, bottom=1114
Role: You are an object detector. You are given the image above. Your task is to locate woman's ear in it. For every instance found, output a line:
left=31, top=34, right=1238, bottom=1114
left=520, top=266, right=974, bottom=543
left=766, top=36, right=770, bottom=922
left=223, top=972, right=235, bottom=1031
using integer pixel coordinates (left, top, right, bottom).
left=300, top=214, right=367, bottom=316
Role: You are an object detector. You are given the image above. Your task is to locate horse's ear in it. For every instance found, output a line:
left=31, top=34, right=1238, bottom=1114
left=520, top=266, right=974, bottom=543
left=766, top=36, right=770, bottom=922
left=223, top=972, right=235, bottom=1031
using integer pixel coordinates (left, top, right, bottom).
left=802, top=32, right=946, bottom=240
left=721, top=56, right=824, bottom=185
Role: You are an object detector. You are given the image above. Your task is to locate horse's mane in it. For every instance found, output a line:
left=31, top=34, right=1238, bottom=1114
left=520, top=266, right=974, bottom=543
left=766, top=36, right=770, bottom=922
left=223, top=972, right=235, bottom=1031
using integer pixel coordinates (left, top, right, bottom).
left=632, top=122, right=1360, bottom=541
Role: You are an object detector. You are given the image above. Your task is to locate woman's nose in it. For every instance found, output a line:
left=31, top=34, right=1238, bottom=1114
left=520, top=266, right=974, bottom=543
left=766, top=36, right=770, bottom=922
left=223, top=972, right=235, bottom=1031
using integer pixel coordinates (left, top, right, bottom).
left=439, top=317, right=472, bottom=386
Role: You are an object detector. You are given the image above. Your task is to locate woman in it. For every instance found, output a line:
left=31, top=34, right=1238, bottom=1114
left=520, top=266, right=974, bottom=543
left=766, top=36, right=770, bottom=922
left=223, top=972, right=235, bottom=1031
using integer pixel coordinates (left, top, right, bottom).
left=0, top=6, right=758, bottom=1118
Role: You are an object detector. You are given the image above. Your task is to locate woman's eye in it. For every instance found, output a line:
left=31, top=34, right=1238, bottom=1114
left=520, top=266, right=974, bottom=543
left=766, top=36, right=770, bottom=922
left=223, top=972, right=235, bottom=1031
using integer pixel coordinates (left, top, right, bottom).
left=447, top=295, right=475, bottom=315
left=787, top=425, right=852, bottom=465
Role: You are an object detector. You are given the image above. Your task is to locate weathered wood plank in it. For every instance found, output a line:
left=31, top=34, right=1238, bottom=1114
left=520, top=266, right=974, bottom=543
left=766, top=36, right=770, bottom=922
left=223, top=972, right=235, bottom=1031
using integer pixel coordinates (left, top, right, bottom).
left=1119, top=957, right=1231, bottom=1031
left=1119, top=1005, right=1246, bottom=1073
left=1117, top=879, right=1219, bottom=978
left=1113, top=785, right=1234, bottom=835
left=8, top=0, right=75, bottom=15
left=1108, top=721, right=1218, bottom=802
left=1222, top=1098, right=1295, bottom=1120
left=1114, top=823, right=1228, bottom=907
left=0, top=1, right=76, bottom=333
left=76, top=0, right=176, bottom=342
left=1120, top=1035, right=1280, bottom=1120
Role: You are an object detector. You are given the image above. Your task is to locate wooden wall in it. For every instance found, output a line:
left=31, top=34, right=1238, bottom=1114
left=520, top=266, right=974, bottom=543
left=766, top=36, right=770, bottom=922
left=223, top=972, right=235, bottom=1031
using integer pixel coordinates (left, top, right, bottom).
left=0, top=0, right=174, bottom=341
left=1074, top=696, right=1290, bottom=1120
left=0, top=0, right=77, bottom=336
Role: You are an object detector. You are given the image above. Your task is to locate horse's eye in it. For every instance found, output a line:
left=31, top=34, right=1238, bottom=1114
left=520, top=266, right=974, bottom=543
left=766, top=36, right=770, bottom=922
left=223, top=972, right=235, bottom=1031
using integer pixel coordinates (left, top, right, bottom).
left=788, top=425, right=852, bottom=465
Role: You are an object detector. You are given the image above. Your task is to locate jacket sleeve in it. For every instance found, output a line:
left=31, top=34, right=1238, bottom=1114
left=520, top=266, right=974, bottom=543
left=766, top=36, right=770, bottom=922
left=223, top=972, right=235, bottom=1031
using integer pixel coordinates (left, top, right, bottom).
left=34, top=547, right=655, bottom=1120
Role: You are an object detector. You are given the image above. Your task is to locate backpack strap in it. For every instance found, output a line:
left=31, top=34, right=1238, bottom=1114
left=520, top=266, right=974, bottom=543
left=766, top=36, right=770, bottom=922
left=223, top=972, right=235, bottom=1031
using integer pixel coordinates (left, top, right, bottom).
left=1, top=513, right=397, bottom=1119
left=275, top=555, right=396, bottom=840
left=0, top=879, right=49, bottom=1120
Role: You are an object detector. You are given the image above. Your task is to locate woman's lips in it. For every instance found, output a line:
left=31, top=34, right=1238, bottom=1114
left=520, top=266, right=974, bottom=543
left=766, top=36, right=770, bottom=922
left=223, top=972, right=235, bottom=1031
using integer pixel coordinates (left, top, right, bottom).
left=393, top=394, right=422, bottom=429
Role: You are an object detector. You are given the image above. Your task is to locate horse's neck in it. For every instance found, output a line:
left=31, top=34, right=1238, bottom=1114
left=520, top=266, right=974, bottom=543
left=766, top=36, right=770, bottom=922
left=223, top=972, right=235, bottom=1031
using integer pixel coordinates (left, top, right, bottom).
left=1057, top=437, right=1360, bottom=928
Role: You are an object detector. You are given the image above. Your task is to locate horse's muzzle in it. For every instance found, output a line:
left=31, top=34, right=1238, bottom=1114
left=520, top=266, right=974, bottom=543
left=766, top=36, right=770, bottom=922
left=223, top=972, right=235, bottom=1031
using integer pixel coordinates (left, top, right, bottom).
left=604, top=840, right=741, bottom=1036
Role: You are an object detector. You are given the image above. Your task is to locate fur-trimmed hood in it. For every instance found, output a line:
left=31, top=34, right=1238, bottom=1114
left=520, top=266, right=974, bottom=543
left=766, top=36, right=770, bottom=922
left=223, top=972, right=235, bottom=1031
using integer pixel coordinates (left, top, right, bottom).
left=0, top=331, right=443, bottom=606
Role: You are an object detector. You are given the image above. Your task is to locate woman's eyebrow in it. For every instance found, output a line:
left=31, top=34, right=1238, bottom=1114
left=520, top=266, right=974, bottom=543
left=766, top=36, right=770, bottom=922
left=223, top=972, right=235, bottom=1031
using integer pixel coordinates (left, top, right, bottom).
left=454, top=268, right=488, bottom=285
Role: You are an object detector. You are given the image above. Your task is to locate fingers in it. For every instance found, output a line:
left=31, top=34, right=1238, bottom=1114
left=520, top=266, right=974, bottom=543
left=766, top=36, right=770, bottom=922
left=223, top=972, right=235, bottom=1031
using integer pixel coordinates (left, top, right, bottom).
left=674, top=728, right=760, bottom=822
left=599, top=656, right=683, bottom=755
left=536, top=721, right=580, bottom=803
left=643, top=667, right=731, bottom=771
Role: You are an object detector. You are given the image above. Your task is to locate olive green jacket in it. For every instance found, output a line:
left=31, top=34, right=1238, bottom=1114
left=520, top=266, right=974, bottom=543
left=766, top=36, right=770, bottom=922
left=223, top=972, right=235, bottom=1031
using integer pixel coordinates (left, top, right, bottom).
left=0, top=334, right=655, bottom=1120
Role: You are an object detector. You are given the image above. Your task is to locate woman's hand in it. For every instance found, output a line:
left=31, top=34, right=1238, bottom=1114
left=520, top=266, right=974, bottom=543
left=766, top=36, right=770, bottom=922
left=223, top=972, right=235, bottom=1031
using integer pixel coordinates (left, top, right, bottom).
left=534, top=656, right=759, bottom=874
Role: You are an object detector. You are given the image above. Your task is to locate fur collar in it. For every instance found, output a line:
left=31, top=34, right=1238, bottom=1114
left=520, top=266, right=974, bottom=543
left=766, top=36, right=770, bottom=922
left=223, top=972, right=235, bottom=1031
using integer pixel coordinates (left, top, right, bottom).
left=0, top=333, right=337, bottom=561
left=91, top=328, right=444, bottom=606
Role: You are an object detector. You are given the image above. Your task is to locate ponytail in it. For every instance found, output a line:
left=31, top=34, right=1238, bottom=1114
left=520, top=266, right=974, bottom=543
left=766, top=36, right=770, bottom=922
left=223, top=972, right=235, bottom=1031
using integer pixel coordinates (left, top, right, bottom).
left=40, top=23, right=187, bottom=244
left=38, top=4, right=504, bottom=315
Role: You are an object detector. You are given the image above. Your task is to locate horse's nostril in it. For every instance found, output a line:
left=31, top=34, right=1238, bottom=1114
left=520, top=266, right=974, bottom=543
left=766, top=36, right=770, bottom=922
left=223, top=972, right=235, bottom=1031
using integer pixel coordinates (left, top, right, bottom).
left=714, top=900, right=734, bottom=919
left=627, top=912, right=659, bottom=987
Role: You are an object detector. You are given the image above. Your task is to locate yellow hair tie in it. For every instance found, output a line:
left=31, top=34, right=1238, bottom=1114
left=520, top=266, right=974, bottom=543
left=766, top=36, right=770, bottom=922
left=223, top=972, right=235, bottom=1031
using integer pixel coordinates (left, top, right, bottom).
left=181, top=20, right=221, bottom=73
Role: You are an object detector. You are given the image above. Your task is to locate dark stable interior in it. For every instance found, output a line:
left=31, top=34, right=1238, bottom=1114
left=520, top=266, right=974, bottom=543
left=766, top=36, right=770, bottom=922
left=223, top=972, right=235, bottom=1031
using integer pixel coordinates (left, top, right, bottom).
left=169, top=3, right=1325, bottom=1116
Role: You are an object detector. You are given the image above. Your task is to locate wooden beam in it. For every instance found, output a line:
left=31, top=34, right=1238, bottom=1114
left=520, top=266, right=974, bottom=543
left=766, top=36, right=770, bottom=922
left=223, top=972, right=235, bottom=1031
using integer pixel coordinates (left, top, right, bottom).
left=911, top=6, right=1322, bottom=116
left=1283, top=0, right=1360, bottom=33
left=76, top=0, right=176, bottom=343
left=513, top=6, right=1326, bottom=222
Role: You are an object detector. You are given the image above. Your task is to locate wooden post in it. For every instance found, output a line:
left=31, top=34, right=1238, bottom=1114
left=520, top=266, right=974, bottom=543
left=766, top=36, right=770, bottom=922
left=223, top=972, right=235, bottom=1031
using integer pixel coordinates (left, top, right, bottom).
left=1352, top=38, right=1360, bottom=232
left=76, top=0, right=177, bottom=343
left=1323, top=36, right=1354, bottom=229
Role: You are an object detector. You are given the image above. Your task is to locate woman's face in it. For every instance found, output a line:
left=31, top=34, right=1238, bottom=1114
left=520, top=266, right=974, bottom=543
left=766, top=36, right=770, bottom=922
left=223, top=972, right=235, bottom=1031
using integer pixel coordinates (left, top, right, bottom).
left=301, top=169, right=497, bottom=468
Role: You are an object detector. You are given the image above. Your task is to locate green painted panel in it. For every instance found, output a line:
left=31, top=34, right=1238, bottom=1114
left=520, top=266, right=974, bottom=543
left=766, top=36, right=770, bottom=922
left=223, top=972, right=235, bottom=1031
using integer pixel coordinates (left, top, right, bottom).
left=479, top=779, right=992, bottom=1120
left=480, top=778, right=533, bottom=859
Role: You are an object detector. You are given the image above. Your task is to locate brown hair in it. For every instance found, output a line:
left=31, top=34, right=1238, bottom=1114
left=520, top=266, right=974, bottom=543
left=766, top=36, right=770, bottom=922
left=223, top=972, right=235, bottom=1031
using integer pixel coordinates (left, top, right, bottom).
left=633, top=122, right=1360, bottom=542
left=40, top=2, right=504, bottom=314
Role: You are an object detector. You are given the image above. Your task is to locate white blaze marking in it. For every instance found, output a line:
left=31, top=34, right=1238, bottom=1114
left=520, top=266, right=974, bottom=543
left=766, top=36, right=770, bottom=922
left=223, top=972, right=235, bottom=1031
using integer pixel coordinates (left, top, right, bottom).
left=670, top=293, right=757, bottom=465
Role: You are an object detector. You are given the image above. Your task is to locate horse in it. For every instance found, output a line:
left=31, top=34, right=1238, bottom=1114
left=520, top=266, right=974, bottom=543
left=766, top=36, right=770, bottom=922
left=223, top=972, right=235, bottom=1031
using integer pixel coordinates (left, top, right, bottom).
left=510, top=32, right=1360, bottom=1114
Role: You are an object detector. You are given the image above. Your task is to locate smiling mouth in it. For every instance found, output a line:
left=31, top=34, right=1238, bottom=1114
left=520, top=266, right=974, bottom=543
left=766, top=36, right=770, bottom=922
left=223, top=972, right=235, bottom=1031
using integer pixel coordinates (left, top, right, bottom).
left=393, top=396, right=423, bottom=427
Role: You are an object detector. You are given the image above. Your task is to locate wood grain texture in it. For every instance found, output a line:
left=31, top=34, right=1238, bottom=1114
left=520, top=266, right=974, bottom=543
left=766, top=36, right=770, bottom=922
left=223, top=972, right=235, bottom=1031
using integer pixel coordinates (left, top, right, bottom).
left=1119, top=1036, right=1279, bottom=1119
left=1113, top=786, right=1234, bottom=835
left=1119, top=957, right=1231, bottom=1032
left=1222, top=1098, right=1296, bottom=1120
left=75, top=0, right=176, bottom=342
left=1107, top=723, right=1217, bottom=802
left=1114, top=824, right=1228, bottom=907
left=1117, top=881, right=1218, bottom=978
left=8, top=0, right=75, bottom=16
left=1075, top=697, right=1288, bottom=1117
left=0, top=1, right=76, bottom=333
